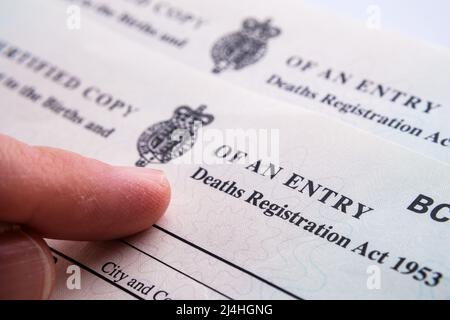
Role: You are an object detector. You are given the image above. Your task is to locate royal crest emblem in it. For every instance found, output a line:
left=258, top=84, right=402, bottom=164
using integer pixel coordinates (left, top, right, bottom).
left=136, top=105, right=214, bottom=167
left=211, top=18, right=281, bottom=74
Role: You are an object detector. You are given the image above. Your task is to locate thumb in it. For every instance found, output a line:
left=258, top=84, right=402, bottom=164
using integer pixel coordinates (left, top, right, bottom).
left=0, top=223, right=55, bottom=300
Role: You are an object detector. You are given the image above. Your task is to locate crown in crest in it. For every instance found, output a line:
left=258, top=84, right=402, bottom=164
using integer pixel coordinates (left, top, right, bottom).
left=241, top=18, right=281, bottom=41
left=174, top=105, right=214, bottom=126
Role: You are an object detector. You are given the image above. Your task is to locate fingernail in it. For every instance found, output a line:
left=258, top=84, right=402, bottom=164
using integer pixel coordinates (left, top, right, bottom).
left=117, top=167, right=170, bottom=189
left=0, top=228, right=55, bottom=299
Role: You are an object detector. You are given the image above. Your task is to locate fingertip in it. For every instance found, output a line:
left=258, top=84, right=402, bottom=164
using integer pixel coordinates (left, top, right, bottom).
left=67, top=166, right=172, bottom=240
left=115, top=167, right=171, bottom=232
left=0, top=133, right=172, bottom=240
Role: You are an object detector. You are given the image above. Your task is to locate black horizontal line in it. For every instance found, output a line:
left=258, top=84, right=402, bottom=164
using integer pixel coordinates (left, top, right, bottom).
left=153, top=224, right=303, bottom=300
left=119, top=239, right=233, bottom=300
left=51, top=226, right=304, bottom=300
left=50, top=247, right=143, bottom=300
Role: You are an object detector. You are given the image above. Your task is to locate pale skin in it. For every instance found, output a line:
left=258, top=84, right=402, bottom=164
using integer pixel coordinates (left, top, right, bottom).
left=0, top=134, right=171, bottom=299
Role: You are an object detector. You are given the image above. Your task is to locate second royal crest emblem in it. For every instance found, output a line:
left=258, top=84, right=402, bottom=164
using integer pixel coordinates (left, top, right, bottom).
left=136, top=105, right=214, bottom=167
left=211, top=18, right=281, bottom=74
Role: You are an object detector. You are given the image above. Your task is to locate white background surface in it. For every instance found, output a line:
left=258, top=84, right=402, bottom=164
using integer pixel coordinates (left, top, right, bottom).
left=305, top=0, right=450, bottom=49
